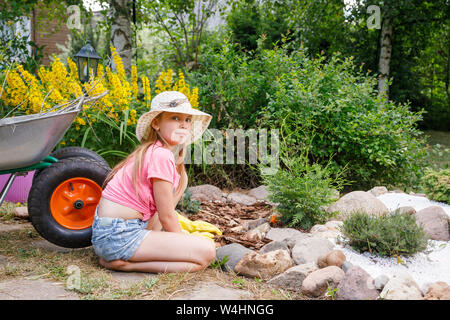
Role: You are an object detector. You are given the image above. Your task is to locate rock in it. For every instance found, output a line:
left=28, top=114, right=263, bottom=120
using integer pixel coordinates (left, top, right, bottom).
left=317, top=250, right=346, bottom=268
left=374, top=275, right=389, bottom=291
left=267, top=263, right=318, bottom=292
left=13, top=206, right=29, bottom=220
left=248, top=185, right=270, bottom=201
left=415, top=206, right=450, bottom=241
left=242, top=218, right=267, bottom=231
left=424, top=282, right=450, bottom=300
left=243, top=223, right=271, bottom=241
left=291, top=237, right=334, bottom=265
left=234, top=249, right=294, bottom=279
left=227, top=192, right=257, bottom=206
left=259, top=240, right=290, bottom=255
left=341, top=261, right=354, bottom=273
left=215, top=243, right=253, bottom=272
left=301, top=266, right=345, bottom=297
left=189, top=184, right=226, bottom=202
left=324, top=220, right=344, bottom=232
left=326, top=191, right=389, bottom=221
left=230, top=225, right=245, bottom=233
left=310, top=225, right=329, bottom=234
left=265, top=228, right=308, bottom=242
left=335, top=266, right=379, bottom=300
left=368, top=186, right=388, bottom=197
left=310, top=224, right=341, bottom=240
left=379, top=271, right=423, bottom=300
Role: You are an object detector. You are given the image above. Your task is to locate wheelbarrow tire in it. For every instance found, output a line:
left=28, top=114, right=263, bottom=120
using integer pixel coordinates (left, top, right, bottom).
left=28, top=157, right=111, bottom=248
left=32, top=147, right=110, bottom=187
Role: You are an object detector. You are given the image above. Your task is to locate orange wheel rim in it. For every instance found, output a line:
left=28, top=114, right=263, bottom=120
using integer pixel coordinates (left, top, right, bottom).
left=50, top=177, right=102, bottom=230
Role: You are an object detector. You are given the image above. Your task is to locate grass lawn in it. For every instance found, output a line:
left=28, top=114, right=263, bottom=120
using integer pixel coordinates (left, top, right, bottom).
left=0, top=202, right=310, bottom=300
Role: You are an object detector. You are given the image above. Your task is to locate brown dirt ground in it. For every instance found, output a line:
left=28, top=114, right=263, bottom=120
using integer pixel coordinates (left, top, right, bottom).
left=186, top=200, right=276, bottom=250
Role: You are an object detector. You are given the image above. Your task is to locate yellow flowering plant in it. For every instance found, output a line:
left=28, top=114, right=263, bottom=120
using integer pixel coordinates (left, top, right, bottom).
left=0, top=47, right=200, bottom=162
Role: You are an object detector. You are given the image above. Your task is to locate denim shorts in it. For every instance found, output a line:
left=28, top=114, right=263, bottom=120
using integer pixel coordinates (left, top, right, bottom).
left=91, top=206, right=150, bottom=262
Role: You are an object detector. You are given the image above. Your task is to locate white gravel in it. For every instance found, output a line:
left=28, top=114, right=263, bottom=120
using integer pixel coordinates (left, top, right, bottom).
left=330, top=193, right=450, bottom=289
left=377, top=192, right=450, bottom=218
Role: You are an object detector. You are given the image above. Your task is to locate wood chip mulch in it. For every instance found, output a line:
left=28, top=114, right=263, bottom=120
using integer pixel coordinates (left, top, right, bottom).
left=185, top=200, right=276, bottom=250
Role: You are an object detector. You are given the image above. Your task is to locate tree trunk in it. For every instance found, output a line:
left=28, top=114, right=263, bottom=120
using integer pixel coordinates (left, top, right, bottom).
left=109, top=0, right=132, bottom=75
left=378, top=17, right=393, bottom=99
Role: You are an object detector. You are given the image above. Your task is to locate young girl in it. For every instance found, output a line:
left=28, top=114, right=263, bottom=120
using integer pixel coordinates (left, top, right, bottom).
left=91, top=90, right=216, bottom=273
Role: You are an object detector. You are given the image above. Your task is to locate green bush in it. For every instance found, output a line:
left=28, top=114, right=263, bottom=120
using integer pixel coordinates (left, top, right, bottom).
left=257, top=43, right=428, bottom=190
left=420, top=168, right=450, bottom=204
left=191, top=31, right=428, bottom=190
left=260, top=148, right=347, bottom=230
left=340, top=211, right=429, bottom=257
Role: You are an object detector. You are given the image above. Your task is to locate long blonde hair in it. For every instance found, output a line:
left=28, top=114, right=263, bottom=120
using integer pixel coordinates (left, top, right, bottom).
left=102, top=113, right=187, bottom=198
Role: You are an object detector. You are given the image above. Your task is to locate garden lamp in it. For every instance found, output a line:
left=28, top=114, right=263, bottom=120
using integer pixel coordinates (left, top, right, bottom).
left=73, top=40, right=101, bottom=84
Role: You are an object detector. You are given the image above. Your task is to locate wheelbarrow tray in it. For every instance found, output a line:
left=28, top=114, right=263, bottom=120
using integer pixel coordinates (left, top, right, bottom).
left=0, top=97, right=85, bottom=171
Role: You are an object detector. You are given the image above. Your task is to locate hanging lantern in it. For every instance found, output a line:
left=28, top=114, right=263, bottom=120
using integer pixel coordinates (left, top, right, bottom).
left=73, top=40, right=101, bottom=84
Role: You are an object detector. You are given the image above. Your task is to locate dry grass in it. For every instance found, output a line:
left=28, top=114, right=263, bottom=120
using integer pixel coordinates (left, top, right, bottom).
left=0, top=201, right=314, bottom=300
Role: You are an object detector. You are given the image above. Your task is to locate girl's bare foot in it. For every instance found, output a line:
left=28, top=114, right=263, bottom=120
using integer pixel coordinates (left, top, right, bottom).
left=99, top=258, right=128, bottom=271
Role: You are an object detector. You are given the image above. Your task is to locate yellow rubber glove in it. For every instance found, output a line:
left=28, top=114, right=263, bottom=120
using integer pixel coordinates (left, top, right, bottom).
left=176, top=211, right=222, bottom=241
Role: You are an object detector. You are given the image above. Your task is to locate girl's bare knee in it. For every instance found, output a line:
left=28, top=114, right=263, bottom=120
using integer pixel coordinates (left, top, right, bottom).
left=200, top=241, right=216, bottom=268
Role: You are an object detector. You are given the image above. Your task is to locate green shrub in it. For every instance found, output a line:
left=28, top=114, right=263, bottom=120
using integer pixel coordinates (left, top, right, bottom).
left=261, top=148, right=347, bottom=230
left=340, top=211, right=429, bottom=257
left=192, top=31, right=428, bottom=190
left=258, top=44, right=428, bottom=190
left=420, top=168, right=450, bottom=204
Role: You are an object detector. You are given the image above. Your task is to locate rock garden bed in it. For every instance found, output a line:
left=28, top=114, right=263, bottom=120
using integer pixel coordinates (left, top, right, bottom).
left=185, top=184, right=450, bottom=300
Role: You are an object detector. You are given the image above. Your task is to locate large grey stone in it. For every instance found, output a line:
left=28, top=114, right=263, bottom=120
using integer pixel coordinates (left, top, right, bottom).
left=242, top=218, right=267, bottom=231
left=234, top=249, right=294, bottom=279
left=265, top=228, right=309, bottom=242
left=326, top=191, right=389, bottom=220
left=259, top=240, right=290, bottom=255
left=368, top=186, right=388, bottom=197
left=227, top=192, right=257, bottom=206
left=243, top=223, right=271, bottom=241
left=424, top=281, right=450, bottom=300
left=301, top=266, right=345, bottom=297
left=189, top=184, right=227, bottom=202
left=248, top=185, right=270, bottom=201
left=267, top=263, right=318, bottom=292
left=374, top=275, right=389, bottom=291
left=341, top=261, right=354, bottom=273
left=415, top=206, right=449, bottom=241
left=317, top=250, right=346, bottom=268
left=215, top=243, right=253, bottom=272
left=379, top=270, right=423, bottom=300
left=335, top=266, right=379, bottom=300
left=291, top=237, right=334, bottom=265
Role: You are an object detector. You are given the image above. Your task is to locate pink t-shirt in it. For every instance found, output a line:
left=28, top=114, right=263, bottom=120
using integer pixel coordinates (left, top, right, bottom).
left=102, top=140, right=181, bottom=221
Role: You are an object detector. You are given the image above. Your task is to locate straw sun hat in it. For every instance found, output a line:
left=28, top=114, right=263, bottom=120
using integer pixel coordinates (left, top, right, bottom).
left=136, top=91, right=212, bottom=145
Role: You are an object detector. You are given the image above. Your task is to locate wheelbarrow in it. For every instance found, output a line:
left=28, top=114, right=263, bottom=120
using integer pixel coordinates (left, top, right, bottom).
left=0, top=92, right=111, bottom=248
